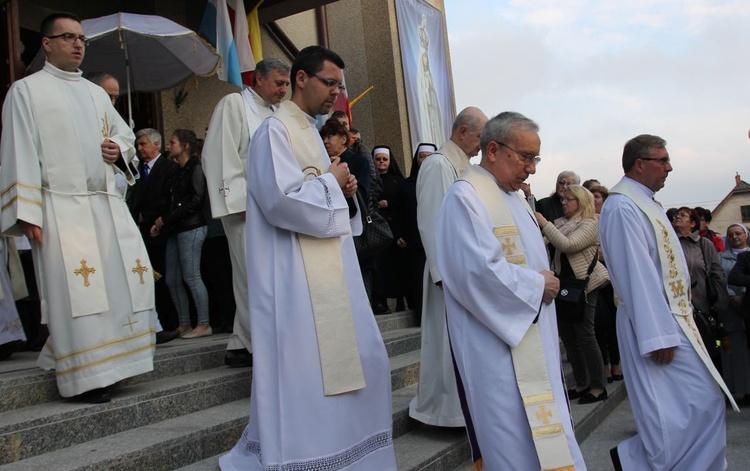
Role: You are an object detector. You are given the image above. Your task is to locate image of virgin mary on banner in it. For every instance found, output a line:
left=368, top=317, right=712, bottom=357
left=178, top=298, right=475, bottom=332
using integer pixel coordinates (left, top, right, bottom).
left=395, top=0, right=455, bottom=150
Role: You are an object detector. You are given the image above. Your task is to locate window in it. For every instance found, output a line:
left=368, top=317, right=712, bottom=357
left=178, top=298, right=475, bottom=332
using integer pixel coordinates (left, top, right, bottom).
left=741, top=205, right=750, bottom=223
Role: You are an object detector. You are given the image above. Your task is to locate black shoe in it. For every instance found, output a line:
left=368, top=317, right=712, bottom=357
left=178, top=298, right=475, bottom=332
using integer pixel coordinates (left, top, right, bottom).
left=567, top=386, right=590, bottom=400
left=72, top=387, right=111, bottom=404
left=607, top=375, right=614, bottom=384
left=372, top=304, right=391, bottom=315
left=612, top=374, right=624, bottom=381
left=156, top=329, right=180, bottom=345
left=225, top=349, right=252, bottom=368
left=610, top=446, right=623, bottom=471
left=579, top=389, right=608, bottom=405
left=0, top=340, right=23, bottom=360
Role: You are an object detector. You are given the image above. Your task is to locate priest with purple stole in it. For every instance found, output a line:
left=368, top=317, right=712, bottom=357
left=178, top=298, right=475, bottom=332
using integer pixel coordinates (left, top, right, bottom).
left=435, top=112, right=585, bottom=470
left=0, top=12, right=156, bottom=403
left=600, top=134, right=737, bottom=470
left=219, top=46, right=396, bottom=470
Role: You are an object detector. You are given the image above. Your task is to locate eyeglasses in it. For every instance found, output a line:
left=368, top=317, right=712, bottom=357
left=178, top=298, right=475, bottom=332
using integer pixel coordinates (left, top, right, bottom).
left=639, top=156, right=671, bottom=166
left=374, top=157, right=389, bottom=162
left=108, top=94, right=119, bottom=104
left=307, top=73, right=346, bottom=92
left=562, top=197, right=578, bottom=203
left=497, top=141, right=541, bottom=165
left=671, top=212, right=690, bottom=222
left=46, top=33, right=89, bottom=47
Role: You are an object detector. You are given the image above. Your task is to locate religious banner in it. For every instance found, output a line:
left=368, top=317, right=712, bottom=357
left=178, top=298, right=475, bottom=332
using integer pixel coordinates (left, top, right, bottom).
left=395, top=0, right=455, bottom=151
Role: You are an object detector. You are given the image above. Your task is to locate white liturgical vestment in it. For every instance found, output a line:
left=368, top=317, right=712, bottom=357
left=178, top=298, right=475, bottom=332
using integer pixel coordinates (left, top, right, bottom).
left=600, top=176, right=728, bottom=470
left=203, top=87, right=274, bottom=354
left=434, top=166, right=585, bottom=470
left=0, top=62, right=156, bottom=397
left=410, top=139, right=468, bottom=426
left=219, top=107, right=396, bottom=470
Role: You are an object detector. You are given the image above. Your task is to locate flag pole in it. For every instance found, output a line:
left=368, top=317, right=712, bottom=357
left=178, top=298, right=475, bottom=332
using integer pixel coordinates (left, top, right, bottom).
left=350, top=86, right=374, bottom=108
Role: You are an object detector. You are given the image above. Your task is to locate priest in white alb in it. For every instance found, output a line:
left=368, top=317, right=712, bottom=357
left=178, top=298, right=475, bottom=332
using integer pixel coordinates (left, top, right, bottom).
left=411, top=106, right=487, bottom=427
left=219, top=46, right=396, bottom=471
left=600, top=134, right=736, bottom=471
left=435, top=112, right=585, bottom=470
left=0, top=12, right=156, bottom=403
left=202, top=58, right=290, bottom=367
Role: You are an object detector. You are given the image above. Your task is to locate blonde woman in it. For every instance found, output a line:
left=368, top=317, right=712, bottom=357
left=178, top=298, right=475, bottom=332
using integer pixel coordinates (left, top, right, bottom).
left=535, top=184, right=610, bottom=404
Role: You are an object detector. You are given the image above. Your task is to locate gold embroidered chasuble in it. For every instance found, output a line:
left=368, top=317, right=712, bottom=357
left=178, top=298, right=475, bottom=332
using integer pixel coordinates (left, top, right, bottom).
left=271, top=100, right=365, bottom=396
left=460, top=165, right=576, bottom=470
left=611, top=180, right=739, bottom=412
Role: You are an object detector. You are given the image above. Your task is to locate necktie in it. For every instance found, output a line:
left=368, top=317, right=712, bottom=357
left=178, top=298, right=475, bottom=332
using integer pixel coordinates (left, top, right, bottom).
left=140, top=162, right=149, bottom=183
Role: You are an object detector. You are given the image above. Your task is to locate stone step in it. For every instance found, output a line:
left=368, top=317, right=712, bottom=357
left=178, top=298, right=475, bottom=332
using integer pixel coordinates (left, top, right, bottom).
left=0, top=367, right=252, bottom=465
left=0, top=312, right=419, bottom=414
left=0, top=343, right=422, bottom=466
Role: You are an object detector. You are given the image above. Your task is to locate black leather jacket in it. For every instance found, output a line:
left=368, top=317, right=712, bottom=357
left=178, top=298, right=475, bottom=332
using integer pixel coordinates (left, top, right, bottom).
left=162, top=156, right=207, bottom=235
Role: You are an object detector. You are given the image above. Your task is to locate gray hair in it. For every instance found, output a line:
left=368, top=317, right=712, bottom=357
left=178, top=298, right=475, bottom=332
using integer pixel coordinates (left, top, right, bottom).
left=135, top=128, right=162, bottom=148
left=255, top=58, right=291, bottom=80
left=557, top=170, right=580, bottom=185
left=86, top=71, right=116, bottom=86
left=480, top=111, right=539, bottom=153
left=622, top=134, right=667, bottom=172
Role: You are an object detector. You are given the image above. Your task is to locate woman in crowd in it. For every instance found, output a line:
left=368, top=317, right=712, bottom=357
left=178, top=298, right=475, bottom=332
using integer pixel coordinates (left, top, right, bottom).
left=720, top=223, right=750, bottom=403
left=151, top=130, right=211, bottom=339
left=400, top=143, right=436, bottom=318
left=590, top=185, right=622, bottom=383
left=371, top=146, right=406, bottom=313
left=535, top=184, right=610, bottom=404
left=670, top=207, right=727, bottom=366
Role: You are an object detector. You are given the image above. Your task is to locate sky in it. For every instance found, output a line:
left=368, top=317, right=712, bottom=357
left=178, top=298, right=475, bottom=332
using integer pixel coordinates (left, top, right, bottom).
left=444, top=0, right=750, bottom=209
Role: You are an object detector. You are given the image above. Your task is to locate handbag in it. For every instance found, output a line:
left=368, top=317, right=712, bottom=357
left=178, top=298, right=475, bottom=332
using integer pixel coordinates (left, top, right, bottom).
left=353, top=190, right=393, bottom=260
left=555, top=252, right=598, bottom=323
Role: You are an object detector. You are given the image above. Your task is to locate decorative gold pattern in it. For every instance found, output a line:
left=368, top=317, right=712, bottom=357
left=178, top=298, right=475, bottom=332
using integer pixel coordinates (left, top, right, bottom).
left=669, top=280, right=685, bottom=298
left=101, top=114, right=110, bottom=139
left=301, top=165, right=322, bottom=181
left=131, top=259, right=149, bottom=284
left=531, top=424, right=564, bottom=438
left=122, top=316, right=139, bottom=333
left=523, top=393, right=555, bottom=406
left=535, top=405, right=553, bottom=424
left=501, top=237, right=517, bottom=255
left=73, top=260, right=95, bottom=287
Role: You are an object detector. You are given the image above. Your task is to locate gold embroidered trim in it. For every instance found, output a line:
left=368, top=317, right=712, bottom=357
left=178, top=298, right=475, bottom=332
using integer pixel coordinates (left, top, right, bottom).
left=493, top=226, right=517, bottom=236
left=523, top=393, right=555, bottom=406
left=531, top=424, right=564, bottom=438
left=0, top=181, right=42, bottom=197
left=507, top=255, right=526, bottom=265
left=54, top=329, right=153, bottom=361
left=56, top=340, right=156, bottom=377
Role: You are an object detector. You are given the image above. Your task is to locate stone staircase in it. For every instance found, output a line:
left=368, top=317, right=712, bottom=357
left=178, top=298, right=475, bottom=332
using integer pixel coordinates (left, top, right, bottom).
left=0, top=310, right=626, bottom=470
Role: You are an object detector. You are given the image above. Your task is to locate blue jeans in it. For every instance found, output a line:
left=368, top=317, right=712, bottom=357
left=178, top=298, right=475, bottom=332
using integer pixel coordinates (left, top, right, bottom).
left=165, top=226, right=209, bottom=325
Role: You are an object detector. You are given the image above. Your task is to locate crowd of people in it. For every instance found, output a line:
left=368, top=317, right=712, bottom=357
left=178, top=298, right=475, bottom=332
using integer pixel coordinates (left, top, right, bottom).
left=1, top=10, right=748, bottom=471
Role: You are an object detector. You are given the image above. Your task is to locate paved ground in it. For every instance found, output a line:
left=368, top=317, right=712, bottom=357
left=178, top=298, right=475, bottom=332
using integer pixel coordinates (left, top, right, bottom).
left=580, top=398, right=750, bottom=471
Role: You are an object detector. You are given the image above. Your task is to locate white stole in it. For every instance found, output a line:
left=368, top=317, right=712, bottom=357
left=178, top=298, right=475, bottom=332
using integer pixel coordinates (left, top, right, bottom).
left=24, top=66, right=153, bottom=318
left=611, top=180, right=739, bottom=412
left=272, top=100, right=365, bottom=396
left=240, top=88, right=270, bottom=140
left=460, top=166, right=577, bottom=471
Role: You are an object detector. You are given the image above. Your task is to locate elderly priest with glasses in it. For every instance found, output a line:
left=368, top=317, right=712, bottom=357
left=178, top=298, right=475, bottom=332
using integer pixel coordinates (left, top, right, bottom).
left=0, top=12, right=157, bottom=404
left=434, top=112, right=585, bottom=470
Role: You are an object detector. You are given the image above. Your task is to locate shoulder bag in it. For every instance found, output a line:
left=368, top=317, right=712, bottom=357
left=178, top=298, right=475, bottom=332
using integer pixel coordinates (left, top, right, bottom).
left=555, top=251, right=598, bottom=323
left=353, top=190, right=393, bottom=260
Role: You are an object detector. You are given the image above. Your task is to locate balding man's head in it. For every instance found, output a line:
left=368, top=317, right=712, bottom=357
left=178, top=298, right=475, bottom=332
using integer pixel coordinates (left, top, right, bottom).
left=450, top=107, right=488, bottom=157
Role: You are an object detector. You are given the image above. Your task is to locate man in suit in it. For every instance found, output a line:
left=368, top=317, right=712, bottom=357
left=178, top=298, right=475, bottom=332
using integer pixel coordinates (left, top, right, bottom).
left=130, top=128, right=179, bottom=341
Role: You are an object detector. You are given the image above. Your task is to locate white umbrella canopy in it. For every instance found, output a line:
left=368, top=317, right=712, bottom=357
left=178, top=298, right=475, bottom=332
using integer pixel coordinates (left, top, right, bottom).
left=30, top=12, right=220, bottom=126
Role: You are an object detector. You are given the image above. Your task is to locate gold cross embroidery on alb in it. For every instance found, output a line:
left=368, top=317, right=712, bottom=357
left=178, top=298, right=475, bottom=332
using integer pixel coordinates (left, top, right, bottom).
left=74, top=260, right=96, bottom=287
left=132, top=259, right=149, bottom=285
left=122, top=316, right=139, bottom=333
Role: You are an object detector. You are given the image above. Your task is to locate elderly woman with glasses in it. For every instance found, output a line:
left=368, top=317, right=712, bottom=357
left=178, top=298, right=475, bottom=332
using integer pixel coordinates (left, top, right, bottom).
left=671, top=207, right=728, bottom=366
left=535, top=184, right=610, bottom=404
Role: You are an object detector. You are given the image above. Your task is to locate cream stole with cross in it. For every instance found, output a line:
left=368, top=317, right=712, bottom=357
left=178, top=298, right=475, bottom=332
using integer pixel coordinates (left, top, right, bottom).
left=271, top=100, right=365, bottom=396
left=460, top=165, right=576, bottom=471
left=611, top=179, right=739, bottom=412
left=24, top=64, right=153, bottom=318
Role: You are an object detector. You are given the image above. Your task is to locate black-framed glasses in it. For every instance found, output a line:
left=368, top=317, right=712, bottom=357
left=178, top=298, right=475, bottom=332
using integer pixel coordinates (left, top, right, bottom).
left=46, top=33, right=89, bottom=46
left=108, top=94, right=120, bottom=105
left=307, top=72, right=346, bottom=92
left=497, top=141, right=541, bottom=165
left=639, top=156, right=671, bottom=166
